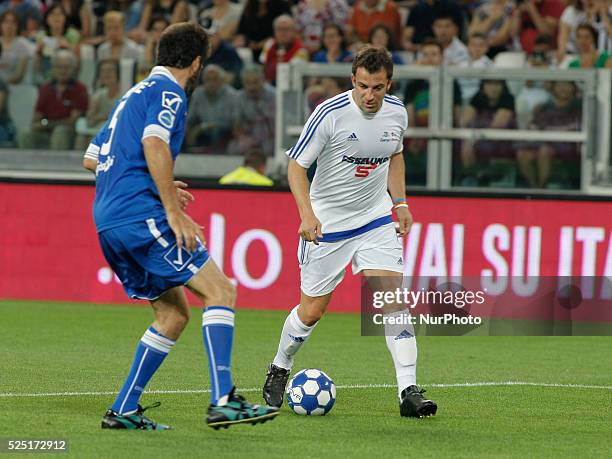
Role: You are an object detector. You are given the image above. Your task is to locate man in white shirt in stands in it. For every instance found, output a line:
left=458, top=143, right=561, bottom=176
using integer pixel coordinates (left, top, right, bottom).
left=262, top=45, right=438, bottom=419
left=433, top=10, right=469, bottom=66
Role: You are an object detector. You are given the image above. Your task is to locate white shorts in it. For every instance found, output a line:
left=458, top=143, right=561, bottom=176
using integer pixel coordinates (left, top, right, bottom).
left=298, top=223, right=404, bottom=297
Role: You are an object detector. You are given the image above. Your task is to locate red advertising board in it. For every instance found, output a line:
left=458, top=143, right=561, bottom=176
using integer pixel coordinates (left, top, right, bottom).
left=2, top=183, right=612, bottom=312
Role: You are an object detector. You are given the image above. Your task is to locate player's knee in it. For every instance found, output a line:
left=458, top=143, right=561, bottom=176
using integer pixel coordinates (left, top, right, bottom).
left=209, top=280, right=236, bottom=307
left=299, top=305, right=324, bottom=326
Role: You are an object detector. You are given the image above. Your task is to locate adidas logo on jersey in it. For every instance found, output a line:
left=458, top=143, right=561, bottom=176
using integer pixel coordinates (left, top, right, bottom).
left=347, top=132, right=359, bottom=141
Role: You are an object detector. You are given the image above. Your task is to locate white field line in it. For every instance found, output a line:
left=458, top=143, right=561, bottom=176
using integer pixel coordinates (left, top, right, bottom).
left=1, top=381, right=612, bottom=398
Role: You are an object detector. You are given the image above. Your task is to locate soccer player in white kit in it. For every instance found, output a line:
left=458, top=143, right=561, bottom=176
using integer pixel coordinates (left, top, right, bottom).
left=263, top=46, right=437, bottom=417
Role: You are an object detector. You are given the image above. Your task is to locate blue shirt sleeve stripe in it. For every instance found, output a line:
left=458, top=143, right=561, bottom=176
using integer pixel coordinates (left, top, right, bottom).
left=292, top=99, right=351, bottom=159
left=290, top=95, right=349, bottom=158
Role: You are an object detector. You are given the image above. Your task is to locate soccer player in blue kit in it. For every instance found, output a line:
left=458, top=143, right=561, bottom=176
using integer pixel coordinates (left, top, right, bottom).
left=83, top=22, right=279, bottom=430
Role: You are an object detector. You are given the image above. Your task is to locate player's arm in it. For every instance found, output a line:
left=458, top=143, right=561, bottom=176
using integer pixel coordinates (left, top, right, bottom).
left=143, top=137, right=203, bottom=251
left=288, top=159, right=322, bottom=245
left=388, top=151, right=413, bottom=236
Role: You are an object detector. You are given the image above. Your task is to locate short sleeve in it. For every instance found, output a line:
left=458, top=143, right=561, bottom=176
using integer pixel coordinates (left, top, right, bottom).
left=395, top=108, right=408, bottom=154
left=142, top=83, right=186, bottom=144
left=286, top=101, right=334, bottom=168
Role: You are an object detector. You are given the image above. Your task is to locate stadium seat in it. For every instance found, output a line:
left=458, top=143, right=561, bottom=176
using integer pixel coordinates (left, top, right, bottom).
left=493, top=51, right=526, bottom=68
left=8, top=84, right=38, bottom=138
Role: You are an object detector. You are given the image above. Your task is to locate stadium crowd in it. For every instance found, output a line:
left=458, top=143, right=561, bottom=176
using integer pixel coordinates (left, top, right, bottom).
left=0, top=0, right=608, bottom=188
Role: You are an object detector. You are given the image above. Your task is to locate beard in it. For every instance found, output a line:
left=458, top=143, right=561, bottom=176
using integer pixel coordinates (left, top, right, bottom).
left=185, top=67, right=202, bottom=98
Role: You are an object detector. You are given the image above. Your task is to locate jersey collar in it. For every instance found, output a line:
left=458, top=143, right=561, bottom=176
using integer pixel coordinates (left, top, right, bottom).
left=149, top=66, right=179, bottom=84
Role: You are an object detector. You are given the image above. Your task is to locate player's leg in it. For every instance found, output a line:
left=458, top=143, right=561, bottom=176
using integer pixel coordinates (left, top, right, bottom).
left=355, top=224, right=437, bottom=417
left=264, top=238, right=351, bottom=407
left=102, top=287, right=190, bottom=430
left=186, top=259, right=280, bottom=428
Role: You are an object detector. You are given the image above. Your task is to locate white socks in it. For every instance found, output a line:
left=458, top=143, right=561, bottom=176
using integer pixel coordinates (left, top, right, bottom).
left=272, top=305, right=316, bottom=370
left=383, top=310, right=417, bottom=398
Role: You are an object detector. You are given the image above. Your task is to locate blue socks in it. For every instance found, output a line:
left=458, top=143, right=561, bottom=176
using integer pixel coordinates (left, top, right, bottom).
left=111, top=327, right=175, bottom=414
left=202, top=306, right=235, bottom=405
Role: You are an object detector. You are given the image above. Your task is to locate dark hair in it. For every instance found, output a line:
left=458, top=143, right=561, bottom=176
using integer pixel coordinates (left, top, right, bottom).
left=352, top=45, right=393, bottom=79
left=44, top=3, right=68, bottom=36
left=421, top=37, right=443, bottom=53
left=473, top=79, right=512, bottom=107
left=433, top=9, right=459, bottom=28
left=368, top=24, right=396, bottom=51
left=244, top=151, right=267, bottom=169
left=576, top=24, right=598, bottom=45
left=156, top=22, right=209, bottom=69
left=0, top=10, right=22, bottom=35
left=95, top=58, right=120, bottom=89
left=321, top=23, right=347, bottom=53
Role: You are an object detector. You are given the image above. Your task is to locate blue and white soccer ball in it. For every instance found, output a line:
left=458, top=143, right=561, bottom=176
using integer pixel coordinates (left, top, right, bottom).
left=286, top=368, right=336, bottom=415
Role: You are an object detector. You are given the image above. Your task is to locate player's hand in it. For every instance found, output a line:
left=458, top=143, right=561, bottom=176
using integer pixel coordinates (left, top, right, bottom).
left=167, top=209, right=205, bottom=252
left=299, top=213, right=323, bottom=245
left=174, top=181, right=194, bottom=211
left=395, top=207, right=413, bottom=236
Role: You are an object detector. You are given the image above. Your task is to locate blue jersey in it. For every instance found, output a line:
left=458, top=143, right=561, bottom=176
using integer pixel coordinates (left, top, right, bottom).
left=86, top=66, right=187, bottom=232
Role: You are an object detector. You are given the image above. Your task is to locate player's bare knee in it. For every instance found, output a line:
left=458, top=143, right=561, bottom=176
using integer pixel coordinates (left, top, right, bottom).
left=299, top=304, right=324, bottom=326
left=208, top=280, right=236, bottom=307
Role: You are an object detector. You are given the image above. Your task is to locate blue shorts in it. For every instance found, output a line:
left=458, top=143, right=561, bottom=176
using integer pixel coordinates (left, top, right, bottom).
left=98, top=217, right=209, bottom=300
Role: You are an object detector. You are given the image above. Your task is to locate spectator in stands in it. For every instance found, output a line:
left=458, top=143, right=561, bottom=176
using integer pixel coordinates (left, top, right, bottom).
left=97, top=11, right=143, bottom=62
left=346, top=0, right=402, bottom=49
left=198, top=0, right=243, bottom=42
left=516, top=81, right=582, bottom=188
left=304, top=76, right=348, bottom=116
left=140, top=15, right=169, bottom=77
left=219, top=151, right=274, bottom=186
left=433, top=9, right=469, bottom=66
left=0, top=0, right=42, bottom=35
left=295, top=0, right=350, bottom=54
left=557, top=0, right=612, bottom=63
left=368, top=23, right=404, bottom=64
left=59, top=0, right=92, bottom=39
left=203, top=22, right=244, bottom=87
left=459, top=79, right=516, bottom=184
left=228, top=65, right=275, bottom=156
left=185, top=64, right=239, bottom=153
left=90, top=1, right=143, bottom=40
left=131, top=0, right=188, bottom=43
left=594, top=0, right=612, bottom=53
left=569, top=23, right=612, bottom=67
left=0, top=64, right=15, bottom=145
left=515, top=36, right=553, bottom=129
left=458, top=32, right=493, bottom=104
left=235, top=0, right=291, bottom=62
left=510, top=0, right=563, bottom=54
left=21, top=49, right=88, bottom=150
left=404, top=39, right=462, bottom=185
left=75, top=58, right=120, bottom=149
left=34, top=4, right=80, bottom=83
left=260, top=15, right=308, bottom=85
left=468, top=0, right=515, bottom=57
left=0, top=10, right=33, bottom=84
left=402, top=0, right=464, bottom=52
left=311, top=23, right=353, bottom=63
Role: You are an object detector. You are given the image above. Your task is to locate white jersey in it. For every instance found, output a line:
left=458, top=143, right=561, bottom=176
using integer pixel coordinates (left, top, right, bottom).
left=287, top=90, right=408, bottom=236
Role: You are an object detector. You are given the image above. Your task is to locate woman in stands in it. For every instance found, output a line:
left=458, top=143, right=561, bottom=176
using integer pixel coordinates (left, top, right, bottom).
left=0, top=10, right=33, bottom=84
left=569, top=23, right=612, bottom=67
left=130, top=0, right=189, bottom=42
left=311, top=23, right=352, bottom=63
left=459, top=79, right=516, bottom=186
left=59, top=0, right=92, bottom=39
left=368, top=24, right=404, bottom=64
left=34, top=4, right=80, bottom=82
left=198, top=0, right=243, bottom=42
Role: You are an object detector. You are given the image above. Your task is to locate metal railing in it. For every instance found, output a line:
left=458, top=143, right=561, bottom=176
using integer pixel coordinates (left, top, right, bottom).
left=275, top=62, right=611, bottom=194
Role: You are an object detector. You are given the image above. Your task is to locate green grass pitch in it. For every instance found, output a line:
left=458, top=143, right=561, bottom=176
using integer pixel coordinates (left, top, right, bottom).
left=1, top=300, right=611, bottom=458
